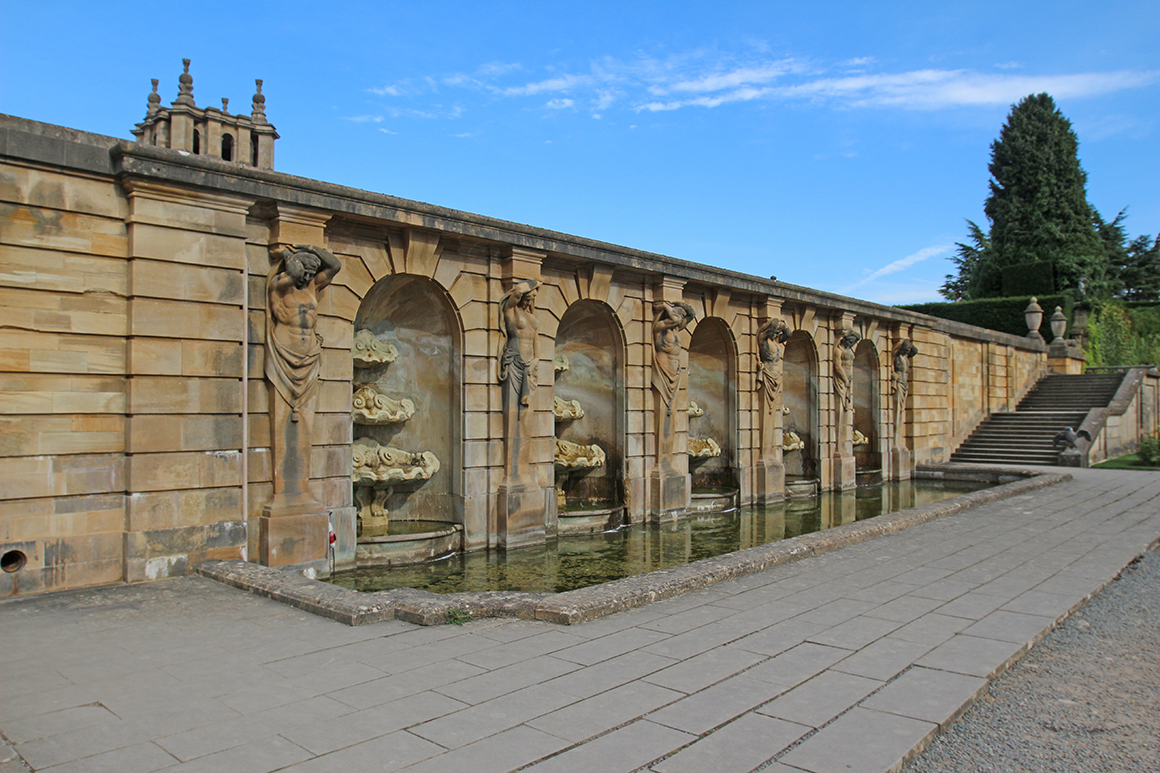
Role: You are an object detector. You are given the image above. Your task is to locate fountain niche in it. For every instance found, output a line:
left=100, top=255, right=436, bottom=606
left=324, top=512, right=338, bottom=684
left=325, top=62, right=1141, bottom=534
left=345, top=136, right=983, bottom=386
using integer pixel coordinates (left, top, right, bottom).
left=853, top=339, right=882, bottom=485
left=783, top=331, right=820, bottom=498
left=350, top=275, right=462, bottom=565
left=687, top=318, right=738, bottom=511
left=552, top=301, right=625, bottom=534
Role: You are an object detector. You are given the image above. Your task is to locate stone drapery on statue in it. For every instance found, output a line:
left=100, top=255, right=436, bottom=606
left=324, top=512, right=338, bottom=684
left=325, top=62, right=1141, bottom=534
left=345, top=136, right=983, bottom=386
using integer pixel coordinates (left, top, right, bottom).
left=757, top=318, right=790, bottom=414
left=265, top=244, right=342, bottom=421
left=832, top=329, right=861, bottom=416
left=651, top=300, right=695, bottom=414
left=892, top=339, right=919, bottom=446
left=498, top=280, right=541, bottom=415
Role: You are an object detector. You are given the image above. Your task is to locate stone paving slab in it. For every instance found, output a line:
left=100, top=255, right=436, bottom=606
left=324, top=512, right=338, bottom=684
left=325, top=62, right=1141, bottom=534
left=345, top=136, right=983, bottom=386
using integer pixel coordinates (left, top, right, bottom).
left=0, top=467, right=1156, bottom=773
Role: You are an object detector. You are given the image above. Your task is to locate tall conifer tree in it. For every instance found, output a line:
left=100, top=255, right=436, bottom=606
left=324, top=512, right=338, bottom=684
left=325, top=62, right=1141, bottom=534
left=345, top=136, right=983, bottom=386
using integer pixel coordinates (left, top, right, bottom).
left=981, top=93, right=1106, bottom=296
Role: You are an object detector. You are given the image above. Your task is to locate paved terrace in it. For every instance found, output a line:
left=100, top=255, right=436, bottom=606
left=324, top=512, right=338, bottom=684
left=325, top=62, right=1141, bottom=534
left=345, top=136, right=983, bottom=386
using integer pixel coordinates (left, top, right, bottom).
left=1, top=467, right=1157, bottom=773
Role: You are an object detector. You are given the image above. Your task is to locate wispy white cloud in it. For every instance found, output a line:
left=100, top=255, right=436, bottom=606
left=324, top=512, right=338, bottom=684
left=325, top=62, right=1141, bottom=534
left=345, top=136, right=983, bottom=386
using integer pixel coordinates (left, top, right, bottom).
left=363, top=48, right=1160, bottom=121
left=841, top=244, right=954, bottom=293
left=343, top=114, right=384, bottom=122
left=377, top=127, right=397, bottom=135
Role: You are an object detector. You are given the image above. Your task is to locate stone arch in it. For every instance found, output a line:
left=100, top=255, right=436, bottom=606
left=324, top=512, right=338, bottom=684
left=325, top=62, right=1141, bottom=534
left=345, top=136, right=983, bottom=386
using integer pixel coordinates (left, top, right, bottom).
left=352, top=274, right=463, bottom=528
left=783, top=330, right=819, bottom=480
left=853, top=339, right=881, bottom=473
left=687, top=317, right=738, bottom=491
left=553, top=300, right=626, bottom=515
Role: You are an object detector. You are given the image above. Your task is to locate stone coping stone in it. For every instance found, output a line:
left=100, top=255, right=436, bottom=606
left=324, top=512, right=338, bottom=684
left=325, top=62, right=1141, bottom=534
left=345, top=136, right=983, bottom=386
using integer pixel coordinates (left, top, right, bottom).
left=197, top=467, right=1068, bottom=627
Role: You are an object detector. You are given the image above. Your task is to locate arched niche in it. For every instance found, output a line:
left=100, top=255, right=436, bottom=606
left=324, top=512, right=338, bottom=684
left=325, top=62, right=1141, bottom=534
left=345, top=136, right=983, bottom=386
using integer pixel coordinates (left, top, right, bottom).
left=853, top=340, right=881, bottom=471
left=687, top=317, right=737, bottom=491
left=783, top=331, right=818, bottom=480
left=553, top=300, right=625, bottom=508
left=353, top=275, right=461, bottom=524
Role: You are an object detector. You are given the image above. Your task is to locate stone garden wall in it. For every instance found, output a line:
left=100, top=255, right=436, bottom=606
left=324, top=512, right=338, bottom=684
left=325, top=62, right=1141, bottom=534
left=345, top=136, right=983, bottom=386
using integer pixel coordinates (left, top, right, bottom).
left=0, top=113, right=1048, bottom=596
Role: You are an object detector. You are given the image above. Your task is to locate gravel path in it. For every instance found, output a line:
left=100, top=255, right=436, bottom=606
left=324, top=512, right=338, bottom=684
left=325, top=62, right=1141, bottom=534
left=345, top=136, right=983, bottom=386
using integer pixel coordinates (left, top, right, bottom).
left=906, top=544, right=1160, bottom=773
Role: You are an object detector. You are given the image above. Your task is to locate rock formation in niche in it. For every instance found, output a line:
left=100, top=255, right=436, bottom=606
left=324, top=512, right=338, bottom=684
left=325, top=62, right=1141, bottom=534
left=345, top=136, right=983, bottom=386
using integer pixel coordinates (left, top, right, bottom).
left=351, top=437, right=440, bottom=486
left=783, top=430, right=804, bottom=452
left=352, top=383, right=416, bottom=425
left=352, top=328, right=398, bottom=368
left=554, top=396, right=584, bottom=421
left=554, top=439, right=606, bottom=469
left=688, top=437, right=722, bottom=458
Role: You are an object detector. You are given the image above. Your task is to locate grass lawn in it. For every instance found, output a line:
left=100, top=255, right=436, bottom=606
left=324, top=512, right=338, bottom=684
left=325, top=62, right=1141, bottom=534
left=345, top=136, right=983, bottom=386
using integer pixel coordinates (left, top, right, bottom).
left=1093, top=452, right=1160, bottom=470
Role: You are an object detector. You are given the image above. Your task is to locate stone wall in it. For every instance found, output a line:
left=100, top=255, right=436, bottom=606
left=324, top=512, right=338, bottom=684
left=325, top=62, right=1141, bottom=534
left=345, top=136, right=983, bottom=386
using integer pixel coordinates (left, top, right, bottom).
left=0, top=113, right=1049, bottom=596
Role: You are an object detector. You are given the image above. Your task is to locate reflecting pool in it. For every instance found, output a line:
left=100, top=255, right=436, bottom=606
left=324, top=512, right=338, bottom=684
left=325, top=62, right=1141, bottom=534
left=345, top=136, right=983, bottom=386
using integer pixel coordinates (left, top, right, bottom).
left=329, top=478, right=988, bottom=594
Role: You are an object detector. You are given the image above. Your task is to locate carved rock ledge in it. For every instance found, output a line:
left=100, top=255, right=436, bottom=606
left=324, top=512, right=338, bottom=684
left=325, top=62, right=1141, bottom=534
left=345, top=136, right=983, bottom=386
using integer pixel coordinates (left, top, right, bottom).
left=554, top=395, right=585, bottom=421
left=352, top=329, right=398, bottom=368
left=353, top=383, right=416, bottom=425
left=554, top=439, right=606, bottom=469
left=688, top=437, right=722, bottom=458
left=351, top=437, right=440, bottom=486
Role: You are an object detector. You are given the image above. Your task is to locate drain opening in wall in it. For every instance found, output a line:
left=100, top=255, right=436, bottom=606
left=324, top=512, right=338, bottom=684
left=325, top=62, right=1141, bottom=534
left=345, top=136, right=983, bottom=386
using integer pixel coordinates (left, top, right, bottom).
left=1, top=550, right=27, bottom=573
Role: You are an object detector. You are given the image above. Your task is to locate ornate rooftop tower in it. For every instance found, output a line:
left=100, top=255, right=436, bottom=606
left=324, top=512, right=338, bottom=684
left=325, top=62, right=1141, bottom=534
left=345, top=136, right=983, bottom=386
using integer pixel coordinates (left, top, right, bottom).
left=132, top=59, right=279, bottom=169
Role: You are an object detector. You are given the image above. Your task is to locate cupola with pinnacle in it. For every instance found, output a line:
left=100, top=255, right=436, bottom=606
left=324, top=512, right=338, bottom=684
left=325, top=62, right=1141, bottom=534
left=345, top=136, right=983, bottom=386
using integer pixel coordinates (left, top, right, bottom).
left=132, top=59, right=279, bottom=169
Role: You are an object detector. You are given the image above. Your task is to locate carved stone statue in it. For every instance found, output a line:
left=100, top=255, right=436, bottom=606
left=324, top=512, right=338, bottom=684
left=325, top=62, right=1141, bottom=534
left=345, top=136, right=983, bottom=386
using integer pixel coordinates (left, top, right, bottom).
left=266, top=244, right=341, bottom=422
left=892, top=339, right=919, bottom=446
left=832, top=329, right=861, bottom=417
left=686, top=400, right=705, bottom=418
left=554, top=439, right=606, bottom=469
left=553, top=395, right=584, bottom=421
left=352, top=383, right=416, bottom=425
left=852, top=429, right=869, bottom=446
left=652, top=301, right=695, bottom=414
left=354, top=486, right=392, bottom=534
left=757, top=318, right=791, bottom=414
left=498, top=280, right=540, bottom=415
left=688, top=437, right=722, bottom=458
left=352, top=329, right=398, bottom=368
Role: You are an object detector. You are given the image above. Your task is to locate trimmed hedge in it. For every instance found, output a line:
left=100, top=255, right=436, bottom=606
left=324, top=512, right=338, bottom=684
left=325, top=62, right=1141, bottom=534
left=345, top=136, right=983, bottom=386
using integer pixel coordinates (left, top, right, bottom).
left=897, top=294, right=1074, bottom=338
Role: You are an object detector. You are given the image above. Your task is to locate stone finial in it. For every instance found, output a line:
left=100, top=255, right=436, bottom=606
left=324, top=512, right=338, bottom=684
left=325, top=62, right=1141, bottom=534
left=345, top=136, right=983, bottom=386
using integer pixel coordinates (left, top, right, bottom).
left=1024, top=297, right=1045, bottom=341
left=1050, top=306, right=1068, bottom=342
left=175, top=58, right=195, bottom=106
left=147, top=78, right=161, bottom=114
left=251, top=79, right=267, bottom=122
left=221, top=97, right=229, bottom=113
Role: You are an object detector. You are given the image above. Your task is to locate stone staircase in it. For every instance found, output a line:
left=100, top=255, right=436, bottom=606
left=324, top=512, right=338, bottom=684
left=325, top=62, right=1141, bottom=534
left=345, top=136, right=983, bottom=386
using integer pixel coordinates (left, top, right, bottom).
left=950, top=372, right=1126, bottom=465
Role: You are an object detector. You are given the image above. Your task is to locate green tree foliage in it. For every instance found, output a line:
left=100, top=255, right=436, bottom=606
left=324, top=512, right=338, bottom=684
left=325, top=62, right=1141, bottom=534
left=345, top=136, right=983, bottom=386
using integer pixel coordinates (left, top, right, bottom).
left=1117, top=233, right=1160, bottom=301
left=941, top=94, right=1156, bottom=302
left=984, top=94, right=1106, bottom=296
left=1084, top=300, right=1160, bottom=367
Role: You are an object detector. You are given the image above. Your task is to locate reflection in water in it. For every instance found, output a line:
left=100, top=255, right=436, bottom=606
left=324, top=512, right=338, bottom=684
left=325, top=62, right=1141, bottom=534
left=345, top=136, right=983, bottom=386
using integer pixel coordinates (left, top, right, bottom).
left=329, top=479, right=987, bottom=594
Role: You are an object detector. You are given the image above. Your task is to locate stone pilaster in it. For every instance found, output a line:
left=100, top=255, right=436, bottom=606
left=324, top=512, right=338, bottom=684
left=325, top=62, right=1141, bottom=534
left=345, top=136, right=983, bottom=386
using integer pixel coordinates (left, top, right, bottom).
left=649, top=277, right=691, bottom=521
left=494, top=247, right=555, bottom=549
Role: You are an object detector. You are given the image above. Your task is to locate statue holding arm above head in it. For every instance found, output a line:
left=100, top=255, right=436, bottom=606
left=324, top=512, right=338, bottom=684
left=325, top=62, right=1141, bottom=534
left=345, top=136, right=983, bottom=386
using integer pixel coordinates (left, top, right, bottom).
left=265, top=244, right=342, bottom=422
left=498, top=280, right=541, bottom=414
left=652, top=300, right=695, bottom=414
left=832, top=329, right=861, bottom=416
left=757, top=318, right=791, bottom=413
left=892, top=339, right=919, bottom=445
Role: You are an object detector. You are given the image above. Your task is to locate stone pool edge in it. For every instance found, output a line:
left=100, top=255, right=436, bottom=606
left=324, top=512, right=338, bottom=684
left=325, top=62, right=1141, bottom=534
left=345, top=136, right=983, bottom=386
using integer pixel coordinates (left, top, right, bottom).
left=197, top=467, right=1070, bottom=626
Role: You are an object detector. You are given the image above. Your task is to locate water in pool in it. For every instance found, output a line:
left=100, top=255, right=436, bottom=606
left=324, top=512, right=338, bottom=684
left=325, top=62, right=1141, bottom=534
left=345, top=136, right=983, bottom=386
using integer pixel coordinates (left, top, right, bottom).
left=328, top=478, right=987, bottom=594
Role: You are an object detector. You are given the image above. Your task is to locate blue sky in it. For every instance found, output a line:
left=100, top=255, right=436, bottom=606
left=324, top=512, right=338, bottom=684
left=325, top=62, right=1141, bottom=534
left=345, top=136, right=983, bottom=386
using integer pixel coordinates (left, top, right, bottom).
left=3, top=1, right=1157, bottom=304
